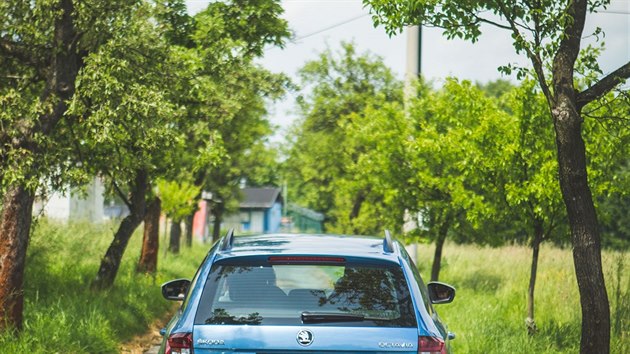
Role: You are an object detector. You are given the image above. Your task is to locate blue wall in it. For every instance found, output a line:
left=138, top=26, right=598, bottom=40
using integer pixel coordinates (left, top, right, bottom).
left=264, top=202, right=283, bottom=233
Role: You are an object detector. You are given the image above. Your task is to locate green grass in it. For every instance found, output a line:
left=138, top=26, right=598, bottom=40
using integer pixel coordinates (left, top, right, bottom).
left=2, top=221, right=627, bottom=353
left=412, top=243, right=630, bottom=353
left=0, top=218, right=208, bottom=353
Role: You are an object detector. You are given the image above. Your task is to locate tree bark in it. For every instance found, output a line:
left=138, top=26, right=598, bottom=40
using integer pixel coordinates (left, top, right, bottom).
left=349, top=190, right=365, bottom=220
left=0, top=186, right=35, bottom=331
left=430, top=212, right=450, bottom=282
left=0, top=0, right=80, bottom=329
left=548, top=2, right=610, bottom=351
left=137, top=197, right=161, bottom=274
left=185, top=212, right=194, bottom=247
left=211, top=204, right=224, bottom=244
left=38, top=0, right=81, bottom=136
left=552, top=99, right=610, bottom=353
left=93, top=169, right=148, bottom=289
left=526, top=218, right=544, bottom=335
left=348, top=190, right=366, bottom=234
left=169, top=219, right=181, bottom=254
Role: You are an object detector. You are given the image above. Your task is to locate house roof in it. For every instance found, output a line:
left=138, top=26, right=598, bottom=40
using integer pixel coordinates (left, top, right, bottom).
left=240, top=187, right=282, bottom=209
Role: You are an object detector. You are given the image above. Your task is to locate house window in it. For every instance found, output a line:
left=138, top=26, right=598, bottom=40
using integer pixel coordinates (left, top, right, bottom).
left=240, top=211, right=251, bottom=231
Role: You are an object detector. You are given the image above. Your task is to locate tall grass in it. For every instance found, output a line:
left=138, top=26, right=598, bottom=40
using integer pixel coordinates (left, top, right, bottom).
left=0, top=219, right=208, bottom=353
left=414, top=243, right=629, bottom=353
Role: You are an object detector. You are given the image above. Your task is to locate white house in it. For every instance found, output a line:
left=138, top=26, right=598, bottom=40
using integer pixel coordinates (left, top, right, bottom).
left=33, top=177, right=105, bottom=223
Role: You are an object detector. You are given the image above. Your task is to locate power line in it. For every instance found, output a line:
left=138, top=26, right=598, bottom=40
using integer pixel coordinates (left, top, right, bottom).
left=266, top=4, right=626, bottom=51
left=287, top=7, right=627, bottom=44
left=292, top=13, right=370, bottom=42
left=598, top=10, right=630, bottom=14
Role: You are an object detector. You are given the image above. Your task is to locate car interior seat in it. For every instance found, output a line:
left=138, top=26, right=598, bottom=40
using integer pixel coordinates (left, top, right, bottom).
left=227, top=266, right=287, bottom=306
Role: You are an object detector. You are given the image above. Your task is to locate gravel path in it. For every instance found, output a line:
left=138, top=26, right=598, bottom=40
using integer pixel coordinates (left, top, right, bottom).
left=144, top=344, right=161, bottom=354
left=119, top=306, right=175, bottom=354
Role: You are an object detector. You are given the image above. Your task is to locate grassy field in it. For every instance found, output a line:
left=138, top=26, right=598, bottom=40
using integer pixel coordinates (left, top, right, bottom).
left=1, top=220, right=627, bottom=353
left=412, top=243, right=630, bottom=353
left=0, top=219, right=208, bottom=353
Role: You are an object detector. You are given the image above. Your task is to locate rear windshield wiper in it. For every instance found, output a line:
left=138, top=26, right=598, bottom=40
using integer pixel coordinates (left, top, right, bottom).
left=301, top=311, right=393, bottom=323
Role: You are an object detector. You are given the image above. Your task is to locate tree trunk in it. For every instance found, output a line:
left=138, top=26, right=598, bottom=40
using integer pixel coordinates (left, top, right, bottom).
left=169, top=219, right=181, bottom=254
left=547, top=2, right=609, bottom=351
left=349, top=190, right=365, bottom=220
left=137, top=197, right=161, bottom=274
left=0, top=0, right=81, bottom=330
left=34, top=0, right=81, bottom=137
left=0, top=186, right=35, bottom=331
left=348, top=190, right=366, bottom=234
left=552, top=95, right=610, bottom=352
left=212, top=205, right=224, bottom=244
left=93, top=169, right=148, bottom=290
left=526, top=218, right=544, bottom=335
left=185, top=212, right=194, bottom=247
left=431, top=213, right=450, bottom=282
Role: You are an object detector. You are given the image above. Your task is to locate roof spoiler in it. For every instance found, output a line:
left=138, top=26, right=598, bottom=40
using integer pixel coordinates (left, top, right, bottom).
left=383, top=229, right=394, bottom=253
left=220, top=228, right=235, bottom=251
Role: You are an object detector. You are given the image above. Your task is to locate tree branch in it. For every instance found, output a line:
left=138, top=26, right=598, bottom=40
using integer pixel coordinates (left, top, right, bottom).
left=495, top=1, right=553, bottom=105
left=472, top=14, right=512, bottom=30
left=576, top=61, right=630, bottom=109
left=0, top=38, right=34, bottom=65
left=551, top=0, right=587, bottom=99
left=110, top=177, right=132, bottom=210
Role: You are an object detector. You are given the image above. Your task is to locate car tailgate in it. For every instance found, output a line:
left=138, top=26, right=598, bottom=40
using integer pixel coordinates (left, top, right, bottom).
left=193, top=325, right=418, bottom=353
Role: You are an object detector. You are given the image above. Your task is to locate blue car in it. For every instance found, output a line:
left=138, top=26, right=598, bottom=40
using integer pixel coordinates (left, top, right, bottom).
left=159, top=231, right=456, bottom=354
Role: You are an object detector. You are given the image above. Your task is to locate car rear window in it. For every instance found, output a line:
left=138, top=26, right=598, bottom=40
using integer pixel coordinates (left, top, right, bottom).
left=194, top=257, right=416, bottom=327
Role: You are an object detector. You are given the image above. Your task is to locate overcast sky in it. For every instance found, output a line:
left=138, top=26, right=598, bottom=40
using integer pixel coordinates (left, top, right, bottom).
left=186, top=0, right=629, bottom=136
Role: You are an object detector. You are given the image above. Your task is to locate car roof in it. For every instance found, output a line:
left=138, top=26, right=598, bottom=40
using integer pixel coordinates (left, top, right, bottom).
left=213, top=233, right=402, bottom=263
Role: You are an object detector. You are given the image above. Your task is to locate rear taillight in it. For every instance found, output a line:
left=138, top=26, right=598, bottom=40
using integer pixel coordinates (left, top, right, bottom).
left=166, top=332, right=193, bottom=354
left=418, top=336, right=445, bottom=354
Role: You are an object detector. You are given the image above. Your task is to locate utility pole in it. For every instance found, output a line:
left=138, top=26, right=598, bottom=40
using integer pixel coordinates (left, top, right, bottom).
left=405, top=25, right=421, bottom=263
left=406, top=25, right=422, bottom=80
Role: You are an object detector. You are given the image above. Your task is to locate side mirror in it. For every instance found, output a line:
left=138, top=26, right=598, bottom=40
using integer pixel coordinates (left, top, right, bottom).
left=427, top=282, right=456, bottom=304
left=161, top=279, right=191, bottom=301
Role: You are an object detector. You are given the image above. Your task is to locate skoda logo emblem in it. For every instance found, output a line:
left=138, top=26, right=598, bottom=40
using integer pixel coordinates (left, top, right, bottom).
left=296, top=329, right=314, bottom=346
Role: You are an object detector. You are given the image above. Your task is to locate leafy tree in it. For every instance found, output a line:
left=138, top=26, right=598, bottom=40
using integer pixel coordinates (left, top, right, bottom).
left=364, top=1, right=630, bottom=350
left=157, top=179, right=199, bottom=253
left=482, top=75, right=629, bottom=336
left=203, top=73, right=286, bottom=242
left=407, top=79, right=517, bottom=281
left=476, top=79, right=513, bottom=99
left=164, top=0, right=290, bottom=244
left=283, top=43, right=403, bottom=230
left=0, top=0, right=138, bottom=331
left=411, top=78, right=625, bottom=334
left=241, top=142, right=283, bottom=188
left=331, top=100, right=411, bottom=235
left=499, top=82, right=567, bottom=333
left=155, top=0, right=195, bottom=48
left=583, top=93, right=630, bottom=248
left=67, top=3, right=184, bottom=289
left=79, top=0, right=287, bottom=287
left=599, top=188, right=630, bottom=248
left=201, top=140, right=284, bottom=242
